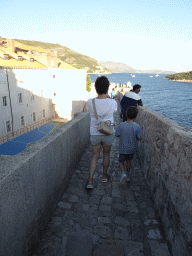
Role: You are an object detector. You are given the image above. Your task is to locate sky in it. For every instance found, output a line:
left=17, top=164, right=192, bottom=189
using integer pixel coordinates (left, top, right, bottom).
left=1, top=0, right=192, bottom=72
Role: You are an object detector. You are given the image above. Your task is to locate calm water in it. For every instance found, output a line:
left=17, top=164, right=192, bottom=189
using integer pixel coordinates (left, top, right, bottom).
left=90, top=73, right=192, bottom=130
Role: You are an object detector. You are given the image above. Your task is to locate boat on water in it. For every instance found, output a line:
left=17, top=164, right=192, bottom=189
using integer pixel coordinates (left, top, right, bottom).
left=155, top=74, right=159, bottom=77
left=150, top=76, right=153, bottom=77
left=132, top=75, right=135, bottom=77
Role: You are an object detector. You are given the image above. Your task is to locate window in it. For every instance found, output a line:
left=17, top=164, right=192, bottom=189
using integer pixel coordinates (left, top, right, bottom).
left=6, top=121, right=11, bottom=133
left=53, top=75, right=55, bottom=78
left=33, top=112, right=36, bottom=122
left=18, top=93, right=22, bottom=103
left=43, top=109, right=45, bottom=118
left=31, top=92, right=34, bottom=100
left=3, top=96, right=7, bottom=106
left=54, top=93, right=56, bottom=96
left=21, top=116, right=25, bottom=126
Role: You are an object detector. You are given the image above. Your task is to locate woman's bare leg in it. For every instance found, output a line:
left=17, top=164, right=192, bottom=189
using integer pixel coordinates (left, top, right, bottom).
left=119, top=161, right=125, bottom=171
left=102, top=144, right=112, bottom=179
left=88, top=144, right=101, bottom=184
left=126, top=160, right=131, bottom=172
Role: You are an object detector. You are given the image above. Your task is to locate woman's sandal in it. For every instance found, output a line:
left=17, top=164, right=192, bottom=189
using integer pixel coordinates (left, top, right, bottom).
left=85, top=182, right=94, bottom=189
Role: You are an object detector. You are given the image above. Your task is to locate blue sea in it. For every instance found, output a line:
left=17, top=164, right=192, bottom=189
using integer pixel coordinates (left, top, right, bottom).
left=90, top=73, right=192, bottom=130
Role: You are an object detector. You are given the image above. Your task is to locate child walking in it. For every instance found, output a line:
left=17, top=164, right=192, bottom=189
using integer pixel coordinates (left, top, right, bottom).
left=115, top=106, right=142, bottom=183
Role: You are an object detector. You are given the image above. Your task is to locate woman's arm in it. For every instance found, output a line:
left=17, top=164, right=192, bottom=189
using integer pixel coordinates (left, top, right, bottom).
left=83, top=101, right=87, bottom=111
left=106, top=94, right=112, bottom=99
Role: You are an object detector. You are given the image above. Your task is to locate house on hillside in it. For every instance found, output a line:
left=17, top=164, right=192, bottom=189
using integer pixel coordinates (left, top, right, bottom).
left=0, top=37, right=87, bottom=142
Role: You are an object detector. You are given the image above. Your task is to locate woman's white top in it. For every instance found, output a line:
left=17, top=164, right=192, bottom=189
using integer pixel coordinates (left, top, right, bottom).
left=87, top=98, right=118, bottom=135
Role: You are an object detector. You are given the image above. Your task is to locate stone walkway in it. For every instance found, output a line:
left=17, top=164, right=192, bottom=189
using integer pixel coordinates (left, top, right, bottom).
left=30, top=106, right=172, bottom=256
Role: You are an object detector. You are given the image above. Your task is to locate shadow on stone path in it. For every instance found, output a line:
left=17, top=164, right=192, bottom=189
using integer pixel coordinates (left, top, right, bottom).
left=30, top=103, right=172, bottom=256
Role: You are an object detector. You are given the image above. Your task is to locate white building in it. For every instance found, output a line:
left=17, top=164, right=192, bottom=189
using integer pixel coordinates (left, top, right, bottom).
left=0, top=68, right=87, bottom=139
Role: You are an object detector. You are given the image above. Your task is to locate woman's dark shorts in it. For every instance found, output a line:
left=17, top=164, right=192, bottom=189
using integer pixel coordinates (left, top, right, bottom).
left=90, top=134, right=115, bottom=146
left=119, top=153, right=134, bottom=162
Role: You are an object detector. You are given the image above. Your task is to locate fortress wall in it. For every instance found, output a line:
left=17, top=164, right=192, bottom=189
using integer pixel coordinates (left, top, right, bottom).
left=136, top=106, right=192, bottom=256
left=116, top=91, right=192, bottom=256
left=0, top=111, right=90, bottom=256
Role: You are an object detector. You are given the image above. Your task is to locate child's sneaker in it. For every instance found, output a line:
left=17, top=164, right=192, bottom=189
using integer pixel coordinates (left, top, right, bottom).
left=126, top=172, right=130, bottom=182
left=120, top=171, right=127, bottom=184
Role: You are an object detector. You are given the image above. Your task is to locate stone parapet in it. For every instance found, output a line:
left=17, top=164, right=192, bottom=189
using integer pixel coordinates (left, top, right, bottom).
left=0, top=111, right=90, bottom=256
left=136, top=105, right=192, bottom=256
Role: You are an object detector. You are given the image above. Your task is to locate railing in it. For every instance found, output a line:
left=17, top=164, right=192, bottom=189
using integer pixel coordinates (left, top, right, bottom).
left=0, top=117, right=52, bottom=145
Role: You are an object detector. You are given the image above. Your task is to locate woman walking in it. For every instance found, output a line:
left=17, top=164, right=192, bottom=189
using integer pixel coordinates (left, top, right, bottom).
left=86, top=76, right=117, bottom=188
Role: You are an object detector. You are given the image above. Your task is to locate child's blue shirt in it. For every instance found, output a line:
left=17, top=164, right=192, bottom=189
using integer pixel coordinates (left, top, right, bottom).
left=115, top=121, right=142, bottom=154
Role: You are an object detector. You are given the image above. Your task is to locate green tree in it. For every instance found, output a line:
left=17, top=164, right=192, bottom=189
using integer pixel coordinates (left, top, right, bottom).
left=86, top=74, right=92, bottom=92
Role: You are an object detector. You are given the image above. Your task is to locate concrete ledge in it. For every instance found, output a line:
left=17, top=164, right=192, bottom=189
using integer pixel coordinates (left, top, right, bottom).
left=136, top=105, right=192, bottom=256
left=0, top=111, right=90, bottom=256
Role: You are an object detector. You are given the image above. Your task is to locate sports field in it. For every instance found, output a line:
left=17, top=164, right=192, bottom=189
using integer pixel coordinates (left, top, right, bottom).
left=0, top=122, right=58, bottom=156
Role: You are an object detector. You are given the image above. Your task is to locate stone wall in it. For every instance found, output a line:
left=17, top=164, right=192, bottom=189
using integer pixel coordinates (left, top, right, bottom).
left=32, top=53, right=58, bottom=68
left=116, top=91, right=192, bottom=255
left=0, top=111, right=90, bottom=256
left=136, top=106, right=192, bottom=256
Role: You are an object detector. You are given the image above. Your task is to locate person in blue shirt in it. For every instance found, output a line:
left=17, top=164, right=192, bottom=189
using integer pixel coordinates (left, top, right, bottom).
left=120, top=84, right=143, bottom=122
left=111, top=88, right=116, bottom=99
left=115, top=106, right=142, bottom=183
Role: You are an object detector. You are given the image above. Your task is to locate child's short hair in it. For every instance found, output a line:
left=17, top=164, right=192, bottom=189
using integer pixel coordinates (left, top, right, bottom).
left=126, top=106, right=138, bottom=119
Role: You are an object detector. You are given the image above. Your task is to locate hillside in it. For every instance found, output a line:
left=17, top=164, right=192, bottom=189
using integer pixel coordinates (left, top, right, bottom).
left=12, top=39, right=175, bottom=74
left=165, top=71, right=192, bottom=82
left=99, top=61, right=137, bottom=73
left=15, top=39, right=109, bottom=74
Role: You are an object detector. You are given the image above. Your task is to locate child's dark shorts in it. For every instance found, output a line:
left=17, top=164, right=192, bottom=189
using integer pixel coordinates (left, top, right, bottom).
left=119, top=153, right=134, bottom=162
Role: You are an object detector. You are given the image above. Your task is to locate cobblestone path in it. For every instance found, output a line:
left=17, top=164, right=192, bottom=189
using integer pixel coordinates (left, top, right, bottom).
left=31, top=106, right=172, bottom=256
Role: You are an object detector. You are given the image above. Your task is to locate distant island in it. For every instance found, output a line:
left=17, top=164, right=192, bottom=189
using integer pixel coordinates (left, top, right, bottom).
left=165, top=71, right=192, bottom=83
left=99, top=61, right=174, bottom=74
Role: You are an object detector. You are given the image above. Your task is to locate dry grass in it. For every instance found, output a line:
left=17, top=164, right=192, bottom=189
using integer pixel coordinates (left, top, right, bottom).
left=50, top=121, right=67, bottom=132
left=27, top=121, right=67, bottom=147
